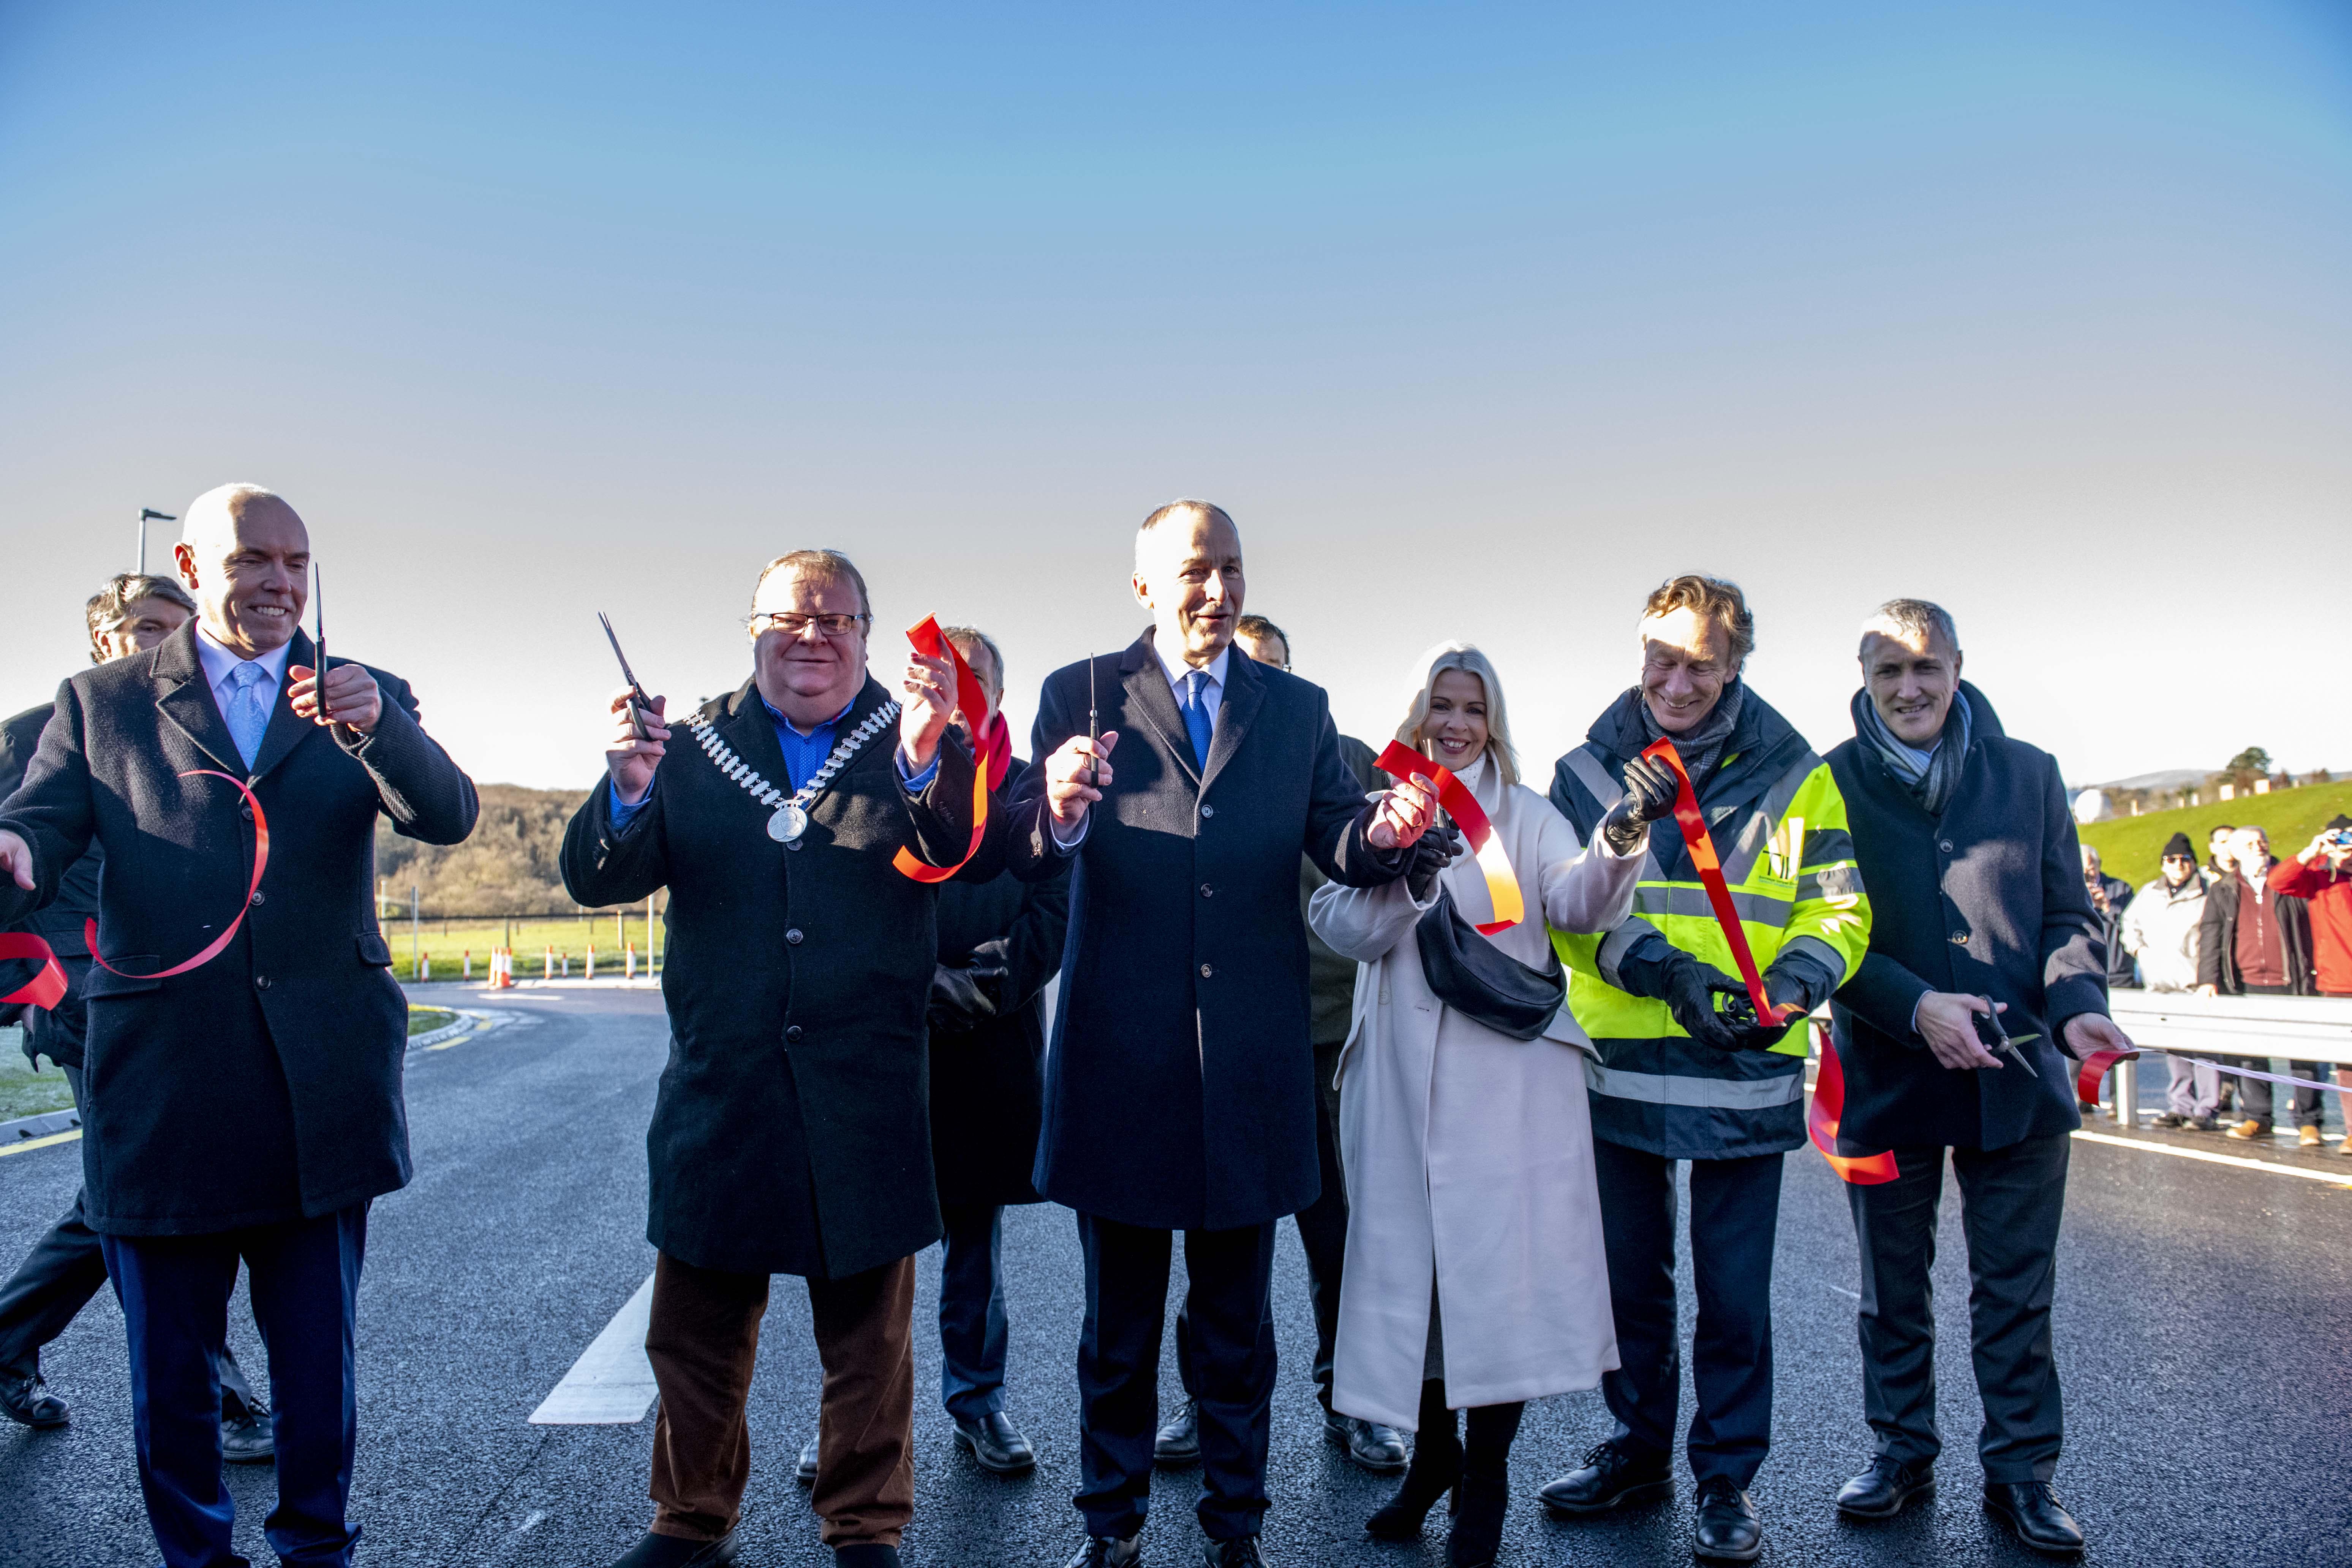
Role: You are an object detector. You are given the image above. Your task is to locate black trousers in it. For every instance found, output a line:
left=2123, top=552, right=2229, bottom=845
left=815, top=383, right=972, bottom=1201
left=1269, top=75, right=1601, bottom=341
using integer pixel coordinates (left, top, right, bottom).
left=2222, top=1059, right=2327, bottom=1129
left=1178, top=1048, right=1347, bottom=1416
left=1076, top=1212, right=1276, bottom=1542
left=1847, top=1132, right=2069, bottom=1483
left=0, top=1066, right=260, bottom=1419
left=1594, top=1139, right=1783, bottom=1487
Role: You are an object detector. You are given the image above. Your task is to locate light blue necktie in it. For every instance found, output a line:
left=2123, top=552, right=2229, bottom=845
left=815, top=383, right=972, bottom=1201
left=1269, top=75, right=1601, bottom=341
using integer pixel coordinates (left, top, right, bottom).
left=224, top=662, right=271, bottom=770
left=1182, top=669, right=1215, bottom=767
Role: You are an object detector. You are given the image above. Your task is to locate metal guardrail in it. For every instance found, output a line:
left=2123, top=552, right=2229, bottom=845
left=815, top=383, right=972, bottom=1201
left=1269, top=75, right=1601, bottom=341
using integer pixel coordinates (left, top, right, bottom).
left=2102, top=991, right=2352, bottom=1129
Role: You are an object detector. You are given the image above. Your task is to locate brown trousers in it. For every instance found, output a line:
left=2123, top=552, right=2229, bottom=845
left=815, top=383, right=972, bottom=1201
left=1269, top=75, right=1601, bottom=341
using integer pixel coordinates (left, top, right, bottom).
left=645, top=1250, right=917, bottom=1547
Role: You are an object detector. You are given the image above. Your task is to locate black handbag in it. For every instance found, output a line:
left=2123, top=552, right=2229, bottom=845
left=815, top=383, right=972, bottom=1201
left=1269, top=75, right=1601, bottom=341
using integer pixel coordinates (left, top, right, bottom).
left=1413, top=886, right=1565, bottom=1040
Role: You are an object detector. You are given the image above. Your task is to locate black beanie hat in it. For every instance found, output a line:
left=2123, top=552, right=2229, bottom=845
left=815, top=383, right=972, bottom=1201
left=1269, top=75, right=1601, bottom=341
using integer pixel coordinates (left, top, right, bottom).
left=2163, top=832, right=2196, bottom=860
left=2328, top=815, right=2352, bottom=831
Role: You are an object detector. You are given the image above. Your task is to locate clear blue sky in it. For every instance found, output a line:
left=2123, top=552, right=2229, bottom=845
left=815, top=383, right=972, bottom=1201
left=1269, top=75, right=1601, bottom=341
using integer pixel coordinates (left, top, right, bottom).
left=4, top=2, right=2347, bottom=791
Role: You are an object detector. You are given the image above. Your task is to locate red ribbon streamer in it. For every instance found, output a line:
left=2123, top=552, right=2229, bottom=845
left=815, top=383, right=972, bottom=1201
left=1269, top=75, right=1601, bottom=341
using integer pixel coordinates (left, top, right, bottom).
left=84, top=770, right=269, bottom=980
left=2074, top=1046, right=2140, bottom=1107
left=1807, top=1019, right=1900, bottom=1184
left=0, top=933, right=67, bottom=1011
left=1374, top=741, right=1523, bottom=934
left=1639, top=737, right=1801, bottom=1028
left=980, top=711, right=1013, bottom=792
left=892, top=617, right=991, bottom=885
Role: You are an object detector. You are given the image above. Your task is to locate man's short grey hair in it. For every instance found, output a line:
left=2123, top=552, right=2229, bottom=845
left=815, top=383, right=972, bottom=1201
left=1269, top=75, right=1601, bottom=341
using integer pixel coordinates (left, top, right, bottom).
left=1135, top=499, right=1235, bottom=573
left=940, top=625, right=1004, bottom=695
left=1859, top=598, right=1960, bottom=658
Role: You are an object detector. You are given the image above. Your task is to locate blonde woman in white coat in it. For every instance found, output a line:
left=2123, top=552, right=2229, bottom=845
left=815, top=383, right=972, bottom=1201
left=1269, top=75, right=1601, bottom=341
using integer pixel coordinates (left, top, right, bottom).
left=1308, top=643, right=1679, bottom=1567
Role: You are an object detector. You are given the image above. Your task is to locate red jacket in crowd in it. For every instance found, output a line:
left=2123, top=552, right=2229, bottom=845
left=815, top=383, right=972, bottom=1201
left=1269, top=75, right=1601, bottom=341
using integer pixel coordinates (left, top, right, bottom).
left=2269, top=853, right=2352, bottom=997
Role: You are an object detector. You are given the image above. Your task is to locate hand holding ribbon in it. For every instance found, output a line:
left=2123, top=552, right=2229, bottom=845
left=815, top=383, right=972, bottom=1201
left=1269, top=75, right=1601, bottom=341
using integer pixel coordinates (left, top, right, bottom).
left=1374, top=742, right=1520, bottom=933
left=893, top=617, right=990, bottom=884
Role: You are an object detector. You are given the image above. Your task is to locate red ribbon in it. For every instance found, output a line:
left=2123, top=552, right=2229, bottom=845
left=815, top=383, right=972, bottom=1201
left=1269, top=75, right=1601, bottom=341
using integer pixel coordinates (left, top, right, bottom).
left=1374, top=741, right=1523, bottom=934
left=0, top=933, right=67, bottom=1011
left=1807, top=1019, right=1900, bottom=1184
left=981, top=711, right=1013, bottom=792
left=2074, top=1046, right=2140, bottom=1107
left=1639, top=737, right=1801, bottom=1028
left=892, top=617, right=990, bottom=885
left=85, top=770, right=269, bottom=980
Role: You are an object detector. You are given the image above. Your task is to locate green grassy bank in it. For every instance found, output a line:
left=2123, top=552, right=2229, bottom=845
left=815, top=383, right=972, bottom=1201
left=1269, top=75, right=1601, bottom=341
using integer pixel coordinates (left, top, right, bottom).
left=2077, top=779, right=2352, bottom=888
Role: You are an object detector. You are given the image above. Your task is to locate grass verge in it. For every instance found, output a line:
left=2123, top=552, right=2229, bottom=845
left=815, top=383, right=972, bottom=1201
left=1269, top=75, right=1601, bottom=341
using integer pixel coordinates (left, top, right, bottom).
left=408, top=1007, right=458, bottom=1038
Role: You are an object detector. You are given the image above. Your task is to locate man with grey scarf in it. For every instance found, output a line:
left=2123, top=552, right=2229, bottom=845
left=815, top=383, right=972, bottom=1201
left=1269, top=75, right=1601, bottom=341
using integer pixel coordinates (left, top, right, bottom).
left=1824, top=598, right=2132, bottom=1557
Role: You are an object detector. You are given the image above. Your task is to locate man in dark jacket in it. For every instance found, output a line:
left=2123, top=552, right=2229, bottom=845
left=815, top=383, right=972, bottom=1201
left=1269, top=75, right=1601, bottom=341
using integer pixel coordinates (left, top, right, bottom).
left=1007, top=501, right=1436, bottom=1568
left=920, top=625, right=1066, bottom=1475
left=0, top=484, right=479, bottom=1568
left=2080, top=846, right=2135, bottom=989
left=1540, top=575, right=1870, bottom=1567
left=0, top=573, right=269, bottom=1457
left=561, top=549, right=997, bottom=1568
left=1825, top=599, right=2129, bottom=1558
left=2196, top=824, right=2323, bottom=1143
left=1148, top=615, right=1404, bottom=1476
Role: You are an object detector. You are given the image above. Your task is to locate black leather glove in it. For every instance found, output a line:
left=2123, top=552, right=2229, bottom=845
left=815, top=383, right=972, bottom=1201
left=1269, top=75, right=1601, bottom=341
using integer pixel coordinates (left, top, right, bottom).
left=1714, top=966, right=1808, bottom=1050
left=926, top=963, right=999, bottom=1034
left=1405, top=821, right=1466, bottom=902
left=1600, top=754, right=1680, bottom=855
left=1659, top=948, right=1757, bottom=1052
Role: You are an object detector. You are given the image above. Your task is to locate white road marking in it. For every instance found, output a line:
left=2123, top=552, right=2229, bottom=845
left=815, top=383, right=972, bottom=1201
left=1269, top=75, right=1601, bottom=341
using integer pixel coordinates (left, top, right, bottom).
left=528, top=1272, right=658, bottom=1424
left=2070, top=1129, right=2352, bottom=1186
left=1826, top=1283, right=1861, bottom=1300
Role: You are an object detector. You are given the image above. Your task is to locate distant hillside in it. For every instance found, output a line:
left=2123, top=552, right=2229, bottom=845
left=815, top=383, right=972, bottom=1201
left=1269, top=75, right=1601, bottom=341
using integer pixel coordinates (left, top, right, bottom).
left=372, top=782, right=607, bottom=917
left=2075, top=779, right=2352, bottom=888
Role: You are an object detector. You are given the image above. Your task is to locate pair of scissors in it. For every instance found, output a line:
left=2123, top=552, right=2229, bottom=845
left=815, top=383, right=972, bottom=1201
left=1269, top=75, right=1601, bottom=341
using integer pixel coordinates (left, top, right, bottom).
left=599, top=612, right=655, bottom=740
left=1973, top=1004, right=2040, bottom=1077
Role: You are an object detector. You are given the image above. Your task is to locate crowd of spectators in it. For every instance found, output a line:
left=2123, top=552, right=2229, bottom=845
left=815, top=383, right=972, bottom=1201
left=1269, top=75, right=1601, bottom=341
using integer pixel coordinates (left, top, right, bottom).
left=2110, top=815, right=2352, bottom=1152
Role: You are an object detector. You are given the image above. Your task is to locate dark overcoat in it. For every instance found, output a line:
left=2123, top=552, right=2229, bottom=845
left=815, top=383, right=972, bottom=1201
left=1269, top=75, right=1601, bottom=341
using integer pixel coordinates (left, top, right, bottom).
left=561, top=675, right=1002, bottom=1280
left=2, top=702, right=99, bottom=1066
left=0, top=623, right=479, bottom=1234
left=928, top=825, right=1067, bottom=1208
left=1826, top=684, right=2108, bottom=1152
left=1005, top=630, right=1405, bottom=1231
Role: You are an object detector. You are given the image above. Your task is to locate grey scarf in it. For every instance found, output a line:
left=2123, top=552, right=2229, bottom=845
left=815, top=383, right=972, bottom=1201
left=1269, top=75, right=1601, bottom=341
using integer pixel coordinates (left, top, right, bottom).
left=1637, top=679, right=1745, bottom=795
left=1855, top=688, right=1972, bottom=818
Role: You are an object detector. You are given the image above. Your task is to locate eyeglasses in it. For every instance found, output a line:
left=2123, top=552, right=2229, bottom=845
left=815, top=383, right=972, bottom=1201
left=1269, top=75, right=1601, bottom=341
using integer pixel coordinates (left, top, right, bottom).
left=751, top=611, right=871, bottom=638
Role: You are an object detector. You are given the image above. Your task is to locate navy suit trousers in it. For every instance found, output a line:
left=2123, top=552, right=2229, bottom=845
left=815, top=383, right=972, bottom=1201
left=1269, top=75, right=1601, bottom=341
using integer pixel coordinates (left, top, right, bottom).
left=936, top=1201, right=1009, bottom=1420
left=1595, top=1140, right=1785, bottom=1486
left=1075, top=1212, right=1275, bottom=1542
left=101, top=1204, right=367, bottom=1568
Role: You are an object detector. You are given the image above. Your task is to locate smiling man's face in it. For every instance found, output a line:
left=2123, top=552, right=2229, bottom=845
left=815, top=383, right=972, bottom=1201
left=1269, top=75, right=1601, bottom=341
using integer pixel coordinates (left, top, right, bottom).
left=1861, top=627, right=1961, bottom=748
left=174, top=492, right=310, bottom=658
left=1133, top=506, right=1244, bottom=668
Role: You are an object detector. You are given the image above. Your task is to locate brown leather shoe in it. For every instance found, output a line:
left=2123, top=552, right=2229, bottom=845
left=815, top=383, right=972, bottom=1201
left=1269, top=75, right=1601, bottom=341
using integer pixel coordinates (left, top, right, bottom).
left=2299, top=1125, right=2322, bottom=1147
left=2336, top=1135, right=2352, bottom=1157
left=2225, top=1119, right=2272, bottom=1141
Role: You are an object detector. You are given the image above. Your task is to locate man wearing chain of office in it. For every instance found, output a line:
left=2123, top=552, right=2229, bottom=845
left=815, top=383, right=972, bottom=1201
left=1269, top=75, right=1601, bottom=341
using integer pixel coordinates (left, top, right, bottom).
left=562, top=548, right=1003, bottom=1568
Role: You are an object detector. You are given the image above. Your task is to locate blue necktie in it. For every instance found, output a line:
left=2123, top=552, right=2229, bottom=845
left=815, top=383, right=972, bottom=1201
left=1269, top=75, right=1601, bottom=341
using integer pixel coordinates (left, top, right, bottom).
left=1182, top=669, right=1214, bottom=767
left=224, top=662, right=271, bottom=770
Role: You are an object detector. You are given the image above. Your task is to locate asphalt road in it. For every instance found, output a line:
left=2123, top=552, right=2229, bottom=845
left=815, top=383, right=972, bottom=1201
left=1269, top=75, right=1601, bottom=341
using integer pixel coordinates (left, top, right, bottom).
left=3, top=983, right=2347, bottom=1568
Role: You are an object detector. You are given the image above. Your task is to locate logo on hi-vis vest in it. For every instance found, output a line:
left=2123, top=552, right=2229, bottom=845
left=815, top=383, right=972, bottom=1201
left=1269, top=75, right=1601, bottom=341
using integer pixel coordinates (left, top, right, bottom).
left=1764, top=814, right=1804, bottom=883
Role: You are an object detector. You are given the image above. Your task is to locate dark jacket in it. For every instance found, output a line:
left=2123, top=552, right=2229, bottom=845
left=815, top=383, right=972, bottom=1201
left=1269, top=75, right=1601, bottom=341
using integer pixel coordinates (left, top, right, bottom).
left=1005, top=631, right=1405, bottom=1231
left=0, top=623, right=479, bottom=1234
left=2091, top=873, right=2136, bottom=988
left=929, top=806, right=1068, bottom=1208
left=1302, top=734, right=1383, bottom=1051
left=1827, top=684, right=2108, bottom=1152
left=2, top=702, right=99, bottom=1065
left=2194, top=865, right=2313, bottom=995
left=561, top=675, right=1001, bottom=1279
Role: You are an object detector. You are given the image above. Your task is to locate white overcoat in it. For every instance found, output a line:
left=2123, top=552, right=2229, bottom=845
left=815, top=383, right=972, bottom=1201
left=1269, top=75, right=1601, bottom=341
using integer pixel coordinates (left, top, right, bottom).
left=1309, top=758, right=1643, bottom=1427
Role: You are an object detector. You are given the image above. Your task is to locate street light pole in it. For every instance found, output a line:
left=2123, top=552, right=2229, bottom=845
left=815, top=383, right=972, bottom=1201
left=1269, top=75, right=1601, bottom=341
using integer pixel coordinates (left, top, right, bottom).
left=136, top=508, right=176, bottom=575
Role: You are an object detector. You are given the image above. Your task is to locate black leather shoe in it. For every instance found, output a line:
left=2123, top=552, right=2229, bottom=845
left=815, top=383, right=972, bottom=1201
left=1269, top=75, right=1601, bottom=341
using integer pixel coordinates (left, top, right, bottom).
left=831, top=1546, right=902, bottom=1568
left=1365, top=1429, right=1463, bottom=1540
left=1154, top=1399, right=1200, bottom=1465
left=797, top=1428, right=820, bottom=1485
left=953, top=1410, right=1037, bottom=1473
left=1202, top=1538, right=1269, bottom=1568
left=1984, top=1482, right=2085, bottom=1557
left=0, top=1369, right=68, bottom=1429
left=1835, top=1457, right=1933, bottom=1519
left=609, top=1530, right=740, bottom=1567
left=1536, top=1440, right=1671, bottom=1514
left=221, top=1405, right=275, bottom=1464
left=1063, top=1534, right=1142, bottom=1568
left=1692, top=1478, right=1762, bottom=1563
left=1324, top=1411, right=1408, bottom=1473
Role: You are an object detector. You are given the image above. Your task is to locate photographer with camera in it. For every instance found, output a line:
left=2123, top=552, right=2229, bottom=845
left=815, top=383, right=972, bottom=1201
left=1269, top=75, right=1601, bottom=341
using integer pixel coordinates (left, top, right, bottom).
left=2268, top=814, right=2352, bottom=1154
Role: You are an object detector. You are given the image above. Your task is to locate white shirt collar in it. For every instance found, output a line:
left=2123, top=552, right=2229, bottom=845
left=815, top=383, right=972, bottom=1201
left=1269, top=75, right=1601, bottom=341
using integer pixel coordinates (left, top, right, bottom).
left=1148, top=632, right=1230, bottom=695
left=194, top=622, right=294, bottom=701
